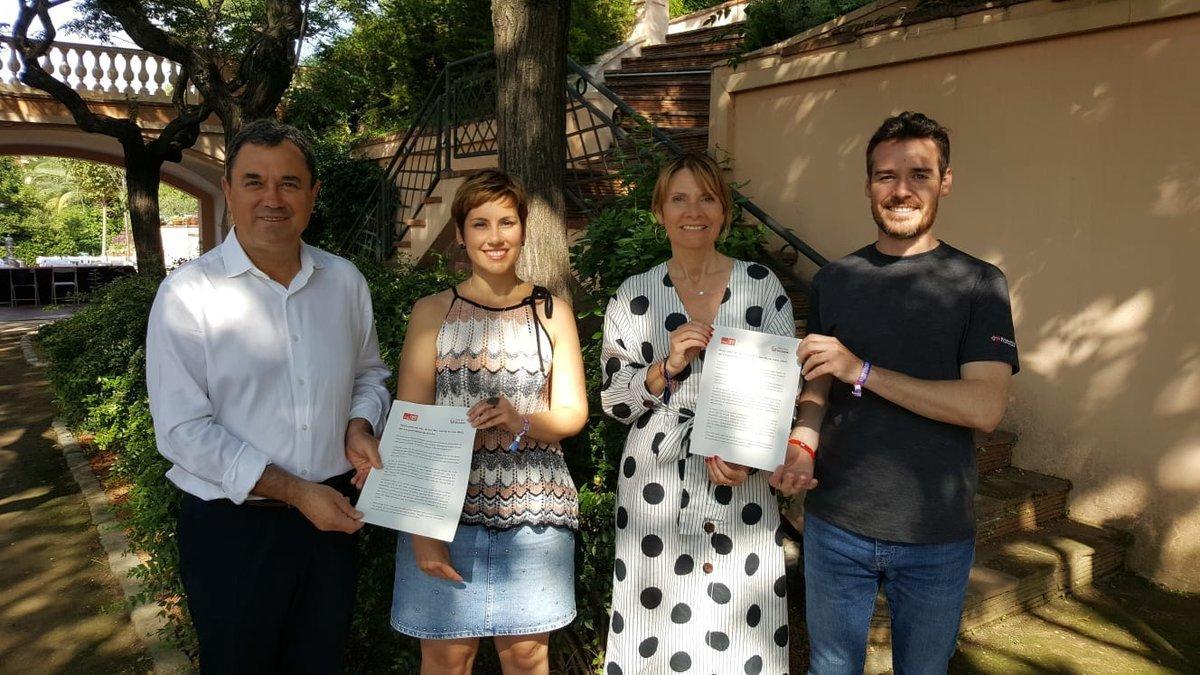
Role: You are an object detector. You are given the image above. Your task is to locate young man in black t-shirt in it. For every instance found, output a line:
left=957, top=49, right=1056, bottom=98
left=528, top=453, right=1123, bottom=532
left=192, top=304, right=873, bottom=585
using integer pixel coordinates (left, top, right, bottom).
left=787, top=112, right=1019, bottom=673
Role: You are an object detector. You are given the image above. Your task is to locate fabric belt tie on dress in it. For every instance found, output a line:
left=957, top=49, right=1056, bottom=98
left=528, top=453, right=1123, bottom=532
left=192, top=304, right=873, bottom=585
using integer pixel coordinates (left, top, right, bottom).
left=645, top=401, right=728, bottom=535
left=653, top=406, right=693, bottom=465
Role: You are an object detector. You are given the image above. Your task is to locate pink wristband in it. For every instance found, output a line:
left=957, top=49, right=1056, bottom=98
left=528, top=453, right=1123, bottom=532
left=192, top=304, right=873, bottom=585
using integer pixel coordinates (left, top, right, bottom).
left=852, top=361, right=871, bottom=398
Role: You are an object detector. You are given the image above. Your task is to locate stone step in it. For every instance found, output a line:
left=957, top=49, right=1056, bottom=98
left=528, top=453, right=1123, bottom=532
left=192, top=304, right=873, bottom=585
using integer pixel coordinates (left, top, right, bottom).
left=654, top=127, right=709, bottom=153
left=664, top=24, right=746, bottom=47
left=616, top=50, right=739, bottom=73
left=975, top=466, right=1070, bottom=545
left=602, top=70, right=711, bottom=87
left=640, top=36, right=744, bottom=59
left=604, top=82, right=712, bottom=103
left=621, top=109, right=709, bottom=129
left=613, top=95, right=711, bottom=116
left=861, top=519, right=1131, bottom=672
left=974, top=429, right=1016, bottom=474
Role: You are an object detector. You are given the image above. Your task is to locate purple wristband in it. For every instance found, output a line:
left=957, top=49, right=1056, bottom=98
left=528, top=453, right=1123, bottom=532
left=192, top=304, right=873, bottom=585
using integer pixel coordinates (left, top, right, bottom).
left=852, top=361, right=871, bottom=398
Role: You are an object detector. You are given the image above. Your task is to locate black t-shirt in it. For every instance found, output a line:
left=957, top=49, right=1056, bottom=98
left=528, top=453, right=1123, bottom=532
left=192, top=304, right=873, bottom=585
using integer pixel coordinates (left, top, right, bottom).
left=803, top=241, right=1019, bottom=543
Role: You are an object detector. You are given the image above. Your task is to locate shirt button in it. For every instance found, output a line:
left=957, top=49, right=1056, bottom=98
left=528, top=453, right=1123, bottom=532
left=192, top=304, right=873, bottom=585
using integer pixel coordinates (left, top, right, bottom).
left=300, top=469, right=309, bottom=477
left=703, top=562, right=714, bottom=574
left=292, top=335, right=300, bottom=343
left=301, top=424, right=309, bottom=431
left=704, top=522, right=716, bottom=534
left=298, top=378, right=306, bottom=386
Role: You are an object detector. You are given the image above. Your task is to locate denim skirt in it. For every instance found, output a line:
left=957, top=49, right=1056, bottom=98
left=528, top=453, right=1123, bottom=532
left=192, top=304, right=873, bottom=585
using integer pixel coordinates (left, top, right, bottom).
left=390, top=524, right=576, bottom=639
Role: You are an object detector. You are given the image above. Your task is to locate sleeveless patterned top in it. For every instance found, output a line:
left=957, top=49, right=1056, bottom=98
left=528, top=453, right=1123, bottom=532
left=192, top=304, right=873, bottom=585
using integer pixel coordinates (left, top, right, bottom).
left=435, top=285, right=579, bottom=530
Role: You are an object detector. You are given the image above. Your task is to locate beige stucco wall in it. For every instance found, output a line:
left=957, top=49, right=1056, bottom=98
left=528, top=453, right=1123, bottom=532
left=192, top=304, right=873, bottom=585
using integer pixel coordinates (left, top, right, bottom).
left=711, top=0, right=1200, bottom=591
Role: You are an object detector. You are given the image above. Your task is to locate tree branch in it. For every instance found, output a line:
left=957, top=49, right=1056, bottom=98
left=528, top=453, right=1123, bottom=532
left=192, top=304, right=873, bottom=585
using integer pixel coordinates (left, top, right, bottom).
left=12, top=0, right=141, bottom=144
left=93, top=0, right=196, bottom=68
left=235, top=0, right=303, bottom=120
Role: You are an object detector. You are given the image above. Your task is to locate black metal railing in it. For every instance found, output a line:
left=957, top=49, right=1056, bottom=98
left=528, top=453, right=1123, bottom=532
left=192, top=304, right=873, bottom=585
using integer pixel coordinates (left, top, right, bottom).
left=564, top=59, right=829, bottom=268
left=337, top=53, right=495, bottom=260
left=344, top=52, right=828, bottom=271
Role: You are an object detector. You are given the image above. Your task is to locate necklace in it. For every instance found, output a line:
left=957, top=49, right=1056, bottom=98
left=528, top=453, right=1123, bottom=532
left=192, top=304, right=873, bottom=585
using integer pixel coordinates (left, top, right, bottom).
left=672, top=261, right=719, bottom=296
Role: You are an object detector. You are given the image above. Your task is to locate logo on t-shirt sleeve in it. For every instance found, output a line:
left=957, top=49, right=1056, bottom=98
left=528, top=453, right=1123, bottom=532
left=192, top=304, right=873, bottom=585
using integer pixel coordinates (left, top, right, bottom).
left=990, top=335, right=1017, bottom=349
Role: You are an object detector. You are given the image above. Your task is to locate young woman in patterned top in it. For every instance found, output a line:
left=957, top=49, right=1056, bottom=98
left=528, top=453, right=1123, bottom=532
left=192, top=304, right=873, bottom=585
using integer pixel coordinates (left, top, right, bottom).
left=378, top=170, right=587, bottom=675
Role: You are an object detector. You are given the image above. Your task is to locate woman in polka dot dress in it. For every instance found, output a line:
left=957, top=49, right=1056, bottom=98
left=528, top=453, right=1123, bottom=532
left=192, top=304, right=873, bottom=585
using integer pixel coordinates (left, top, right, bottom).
left=600, top=153, right=810, bottom=675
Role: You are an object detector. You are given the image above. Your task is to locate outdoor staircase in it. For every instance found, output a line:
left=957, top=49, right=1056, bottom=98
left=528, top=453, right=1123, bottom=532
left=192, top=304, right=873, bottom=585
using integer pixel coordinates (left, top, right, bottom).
left=601, top=22, right=817, bottom=333
left=604, top=24, right=744, bottom=153
left=784, top=431, right=1132, bottom=673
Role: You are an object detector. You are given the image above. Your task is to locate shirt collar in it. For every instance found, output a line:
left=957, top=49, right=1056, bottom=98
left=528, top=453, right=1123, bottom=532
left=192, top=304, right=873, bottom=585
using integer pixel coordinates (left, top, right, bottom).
left=220, top=229, right=324, bottom=279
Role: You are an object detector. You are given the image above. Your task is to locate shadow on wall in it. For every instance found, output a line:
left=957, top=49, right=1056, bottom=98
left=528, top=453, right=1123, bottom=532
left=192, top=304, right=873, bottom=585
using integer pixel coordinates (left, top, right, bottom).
left=724, top=41, right=1200, bottom=585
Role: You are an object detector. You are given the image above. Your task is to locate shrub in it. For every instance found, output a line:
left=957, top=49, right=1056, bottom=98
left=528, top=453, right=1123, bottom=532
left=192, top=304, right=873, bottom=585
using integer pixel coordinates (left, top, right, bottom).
left=670, top=0, right=730, bottom=18
left=305, top=135, right=394, bottom=250
left=743, top=0, right=875, bottom=52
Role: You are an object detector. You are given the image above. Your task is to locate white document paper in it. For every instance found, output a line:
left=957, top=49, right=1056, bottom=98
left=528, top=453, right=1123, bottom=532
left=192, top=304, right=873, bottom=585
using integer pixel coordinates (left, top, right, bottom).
left=356, top=401, right=475, bottom=542
left=690, top=326, right=802, bottom=471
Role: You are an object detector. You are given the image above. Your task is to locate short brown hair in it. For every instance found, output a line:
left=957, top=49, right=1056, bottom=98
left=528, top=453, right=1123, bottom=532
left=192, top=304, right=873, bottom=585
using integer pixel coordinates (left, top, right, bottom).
left=867, top=111, right=951, bottom=177
left=451, top=169, right=529, bottom=234
left=651, top=152, right=733, bottom=232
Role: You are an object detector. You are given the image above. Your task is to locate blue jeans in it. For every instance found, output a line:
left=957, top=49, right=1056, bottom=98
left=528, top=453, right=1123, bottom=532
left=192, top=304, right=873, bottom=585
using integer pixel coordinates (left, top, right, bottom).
left=804, top=512, right=974, bottom=674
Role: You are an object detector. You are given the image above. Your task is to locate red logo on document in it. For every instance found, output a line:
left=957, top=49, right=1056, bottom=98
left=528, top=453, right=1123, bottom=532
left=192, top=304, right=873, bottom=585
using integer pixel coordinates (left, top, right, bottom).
left=720, top=337, right=736, bottom=346
left=403, top=412, right=419, bottom=421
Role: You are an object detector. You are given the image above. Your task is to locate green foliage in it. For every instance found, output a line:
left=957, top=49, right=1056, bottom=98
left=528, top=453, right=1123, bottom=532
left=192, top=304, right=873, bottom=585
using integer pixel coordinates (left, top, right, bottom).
left=0, top=157, right=136, bottom=263
left=304, top=136, right=394, bottom=248
left=570, top=0, right=637, bottom=66
left=66, top=0, right=350, bottom=64
left=743, top=0, right=874, bottom=52
left=670, top=0, right=730, bottom=18
left=8, top=204, right=105, bottom=263
left=284, top=0, right=637, bottom=136
left=159, top=185, right=199, bottom=221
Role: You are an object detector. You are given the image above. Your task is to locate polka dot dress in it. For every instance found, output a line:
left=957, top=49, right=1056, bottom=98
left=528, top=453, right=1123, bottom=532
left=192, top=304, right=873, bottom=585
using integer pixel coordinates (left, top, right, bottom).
left=600, top=260, right=794, bottom=675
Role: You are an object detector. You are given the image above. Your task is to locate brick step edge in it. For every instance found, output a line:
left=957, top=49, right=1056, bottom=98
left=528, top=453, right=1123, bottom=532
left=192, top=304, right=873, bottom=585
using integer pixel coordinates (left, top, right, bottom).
left=664, top=24, right=746, bottom=46
left=864, top=518, right=1130, bottom=642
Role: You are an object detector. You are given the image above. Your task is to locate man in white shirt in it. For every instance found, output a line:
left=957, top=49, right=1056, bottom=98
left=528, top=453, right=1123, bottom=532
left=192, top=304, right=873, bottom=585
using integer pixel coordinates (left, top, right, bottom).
left=146, top=119, right=390, bottom=673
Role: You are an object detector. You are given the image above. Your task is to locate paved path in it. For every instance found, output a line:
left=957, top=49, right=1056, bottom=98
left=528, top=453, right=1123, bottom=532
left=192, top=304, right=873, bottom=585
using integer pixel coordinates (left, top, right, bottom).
left=0, top=316, right=152, bottom=672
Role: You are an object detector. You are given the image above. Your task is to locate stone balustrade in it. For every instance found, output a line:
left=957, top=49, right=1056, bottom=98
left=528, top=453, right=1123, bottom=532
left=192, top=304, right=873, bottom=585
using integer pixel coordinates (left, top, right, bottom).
left=0, top=37, right=197, bottom=101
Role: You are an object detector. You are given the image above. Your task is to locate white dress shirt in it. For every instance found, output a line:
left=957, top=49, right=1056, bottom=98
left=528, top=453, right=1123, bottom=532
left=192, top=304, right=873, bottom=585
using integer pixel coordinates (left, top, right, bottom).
left=146, top=230, right=391, bottom=503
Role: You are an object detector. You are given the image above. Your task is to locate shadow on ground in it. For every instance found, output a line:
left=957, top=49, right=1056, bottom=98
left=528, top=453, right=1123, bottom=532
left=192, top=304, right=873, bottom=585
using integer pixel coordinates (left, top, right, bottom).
left=0, top=320, right=151, bottom=671
left=950, top=573, right=1199, bottom=674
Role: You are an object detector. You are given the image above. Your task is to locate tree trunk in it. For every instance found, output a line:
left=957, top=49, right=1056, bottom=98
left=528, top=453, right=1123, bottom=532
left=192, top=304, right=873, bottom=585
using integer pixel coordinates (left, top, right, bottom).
left=100, top=200, right=108, bottom=257
left=123, top=145, right=167, bottom=278
left=492, top=0, right=574, bottom=300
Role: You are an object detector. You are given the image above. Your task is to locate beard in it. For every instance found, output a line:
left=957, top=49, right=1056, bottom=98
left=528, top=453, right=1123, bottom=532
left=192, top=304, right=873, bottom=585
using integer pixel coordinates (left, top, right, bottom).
left=872, top=198, right=939, bottom=240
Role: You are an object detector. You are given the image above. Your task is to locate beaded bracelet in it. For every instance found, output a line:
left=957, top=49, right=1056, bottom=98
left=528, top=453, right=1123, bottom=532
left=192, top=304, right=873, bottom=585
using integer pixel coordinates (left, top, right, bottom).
left=852, top=361, right=872, bottom=398
left=660, top=359, right=678, bottom=394
left=507, top=415, right=530, bottom=452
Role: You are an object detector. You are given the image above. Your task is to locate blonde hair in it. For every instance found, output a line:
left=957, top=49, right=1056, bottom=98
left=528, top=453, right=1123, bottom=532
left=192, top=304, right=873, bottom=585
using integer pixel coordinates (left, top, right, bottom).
left=451, top=169, right=529, bottom=234
left=651, top=152, right=734, bottom=233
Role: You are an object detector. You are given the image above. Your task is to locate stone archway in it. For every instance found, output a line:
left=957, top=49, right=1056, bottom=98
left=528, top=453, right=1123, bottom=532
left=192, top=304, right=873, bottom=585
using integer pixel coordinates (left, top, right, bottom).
left=0, top=125, right=227, bottom=252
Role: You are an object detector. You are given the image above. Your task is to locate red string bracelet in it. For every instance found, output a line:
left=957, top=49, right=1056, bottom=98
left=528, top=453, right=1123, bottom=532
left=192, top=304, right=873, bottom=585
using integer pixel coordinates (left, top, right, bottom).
left=788, top=438, right=816, bottom=461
